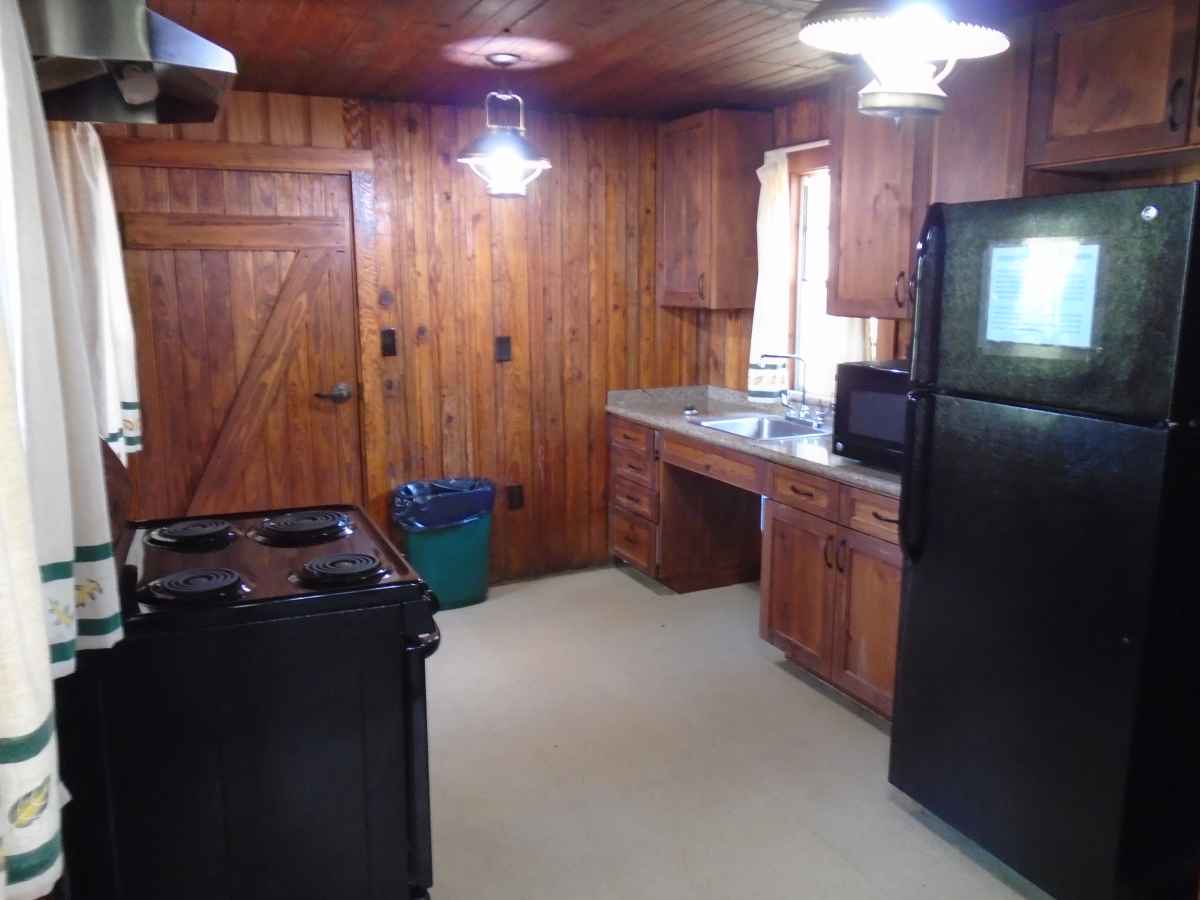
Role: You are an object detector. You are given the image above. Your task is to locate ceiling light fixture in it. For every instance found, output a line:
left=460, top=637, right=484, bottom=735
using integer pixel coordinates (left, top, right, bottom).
left=798, top=1, right=1009, bottom=118
left=457, top=53, right=551, bottom=198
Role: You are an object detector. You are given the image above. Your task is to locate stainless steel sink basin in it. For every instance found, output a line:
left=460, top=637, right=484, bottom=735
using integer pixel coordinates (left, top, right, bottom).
left=697, top=415, right=828, bottom=441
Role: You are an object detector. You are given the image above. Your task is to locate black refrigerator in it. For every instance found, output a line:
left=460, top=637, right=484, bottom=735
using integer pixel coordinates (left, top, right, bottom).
left=889, top=185, right=1200, bottom=900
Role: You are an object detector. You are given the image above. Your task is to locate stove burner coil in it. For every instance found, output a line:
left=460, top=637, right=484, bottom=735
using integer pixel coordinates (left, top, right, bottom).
left=146, top=518, right=237, bottom=551
left=253, top=510, right=354, bottom=547
left=145, top=568, right=247, bottom=605
left=298, top=553, right=387, bottom=588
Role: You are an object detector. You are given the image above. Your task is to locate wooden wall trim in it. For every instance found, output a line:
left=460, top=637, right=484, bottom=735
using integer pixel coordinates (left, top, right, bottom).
left=121, top=213, right=350, bottom=250
left=103, top=137, right=374, bottom=174
left=349, top=169, right=390, bottom=526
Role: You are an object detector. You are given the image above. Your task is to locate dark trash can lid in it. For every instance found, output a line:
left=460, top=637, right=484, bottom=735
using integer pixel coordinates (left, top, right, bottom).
left=391, top=478, right=496, bottom=531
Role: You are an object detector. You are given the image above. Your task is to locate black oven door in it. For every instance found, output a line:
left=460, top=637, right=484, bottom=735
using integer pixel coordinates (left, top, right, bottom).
left=834, top=366, right=908, bottom=469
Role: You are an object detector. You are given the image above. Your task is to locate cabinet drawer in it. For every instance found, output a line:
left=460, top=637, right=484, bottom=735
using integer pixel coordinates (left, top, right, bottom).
left=660, top=435, right=764, bottom=493
left=611, top=445, right=656, bottom=489
left=608, top=417, right=654, bottom=458
left=840, top=487, right=901, bottom=544
left=768, top=465, right=838, bottom=519
left=611, top=477, right=658, bottom=523
left=610, top=508, right=657, bottom=574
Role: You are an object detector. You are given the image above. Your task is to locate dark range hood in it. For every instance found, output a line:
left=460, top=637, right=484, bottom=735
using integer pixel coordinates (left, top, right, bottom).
left=19, top=0, right=236, bottom=125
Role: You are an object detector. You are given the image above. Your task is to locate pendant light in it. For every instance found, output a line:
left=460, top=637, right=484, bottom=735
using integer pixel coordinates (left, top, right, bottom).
left=457, top=53, right=551, bottom=197
left=799, top=1, right=1009, bottom=118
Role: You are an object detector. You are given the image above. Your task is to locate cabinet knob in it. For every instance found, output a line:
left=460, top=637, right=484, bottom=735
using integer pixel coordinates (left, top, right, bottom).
left=697, top=272, right=706, bottom=301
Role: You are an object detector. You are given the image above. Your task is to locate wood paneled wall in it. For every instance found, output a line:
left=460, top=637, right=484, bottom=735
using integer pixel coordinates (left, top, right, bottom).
left=103, top=91, right=764, bottom=581
left=773, top=88, right=831, bottom=147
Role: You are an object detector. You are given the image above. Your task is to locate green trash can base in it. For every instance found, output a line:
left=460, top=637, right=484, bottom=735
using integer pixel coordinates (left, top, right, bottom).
left=399, top=513, right=492, bottom=610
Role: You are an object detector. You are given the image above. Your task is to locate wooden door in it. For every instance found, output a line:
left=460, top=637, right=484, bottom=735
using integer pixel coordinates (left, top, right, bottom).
left=657, top=111, right=711, bottom=307
left=760, top=500, right=838, bottom=677
left=828, top=71, right=931, bottom=319
left=1027, top=0, right=1198, bottom=165
left=115, top=166, right=363, bottom=518
left=830, top=527, right=903, bottom=717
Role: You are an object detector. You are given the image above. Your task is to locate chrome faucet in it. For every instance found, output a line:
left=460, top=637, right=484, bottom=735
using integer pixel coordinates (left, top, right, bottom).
left=760, top=353, right=807, bottom=417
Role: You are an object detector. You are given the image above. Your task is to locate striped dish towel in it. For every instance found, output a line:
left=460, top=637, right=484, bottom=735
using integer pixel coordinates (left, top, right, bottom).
left=0, top=4, right=122, bottom=677
left=0, top=309, right=62, bottom=900
left=48, top=123, right=141, bottom=464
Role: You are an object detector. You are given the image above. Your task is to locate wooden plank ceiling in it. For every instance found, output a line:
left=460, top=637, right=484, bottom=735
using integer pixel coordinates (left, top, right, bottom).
left=149, top=0, right=840, bottom=117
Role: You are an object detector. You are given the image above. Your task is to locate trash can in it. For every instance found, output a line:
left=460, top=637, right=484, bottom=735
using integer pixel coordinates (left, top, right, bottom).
left=392, top=478, right=496, bottom=610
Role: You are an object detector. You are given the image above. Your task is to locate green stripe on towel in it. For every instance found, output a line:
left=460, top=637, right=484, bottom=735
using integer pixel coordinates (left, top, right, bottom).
left=124, top=436, right=143, bottom=447
left=7, top=832, right=62, bottom=884
left=120, top=401, right=140, bottom=410
left=0, top=714, right=54, bottom=764
left=78, top=612, right=122, bottom=636
left=75, top=542, right=113, bottom=563
left=104, top=431, right=122, bottom=443
left=50, top=641, right=76, bottom=664
left=40, top=561, right=72, bottom=583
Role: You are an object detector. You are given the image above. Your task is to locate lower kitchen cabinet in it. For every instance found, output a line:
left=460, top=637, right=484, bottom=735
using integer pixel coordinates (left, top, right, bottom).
left=761, top=501, right=837, bottom=678
left=830, top=528, right=903, bottom=718
left=761, top=465, right=903, bottom=718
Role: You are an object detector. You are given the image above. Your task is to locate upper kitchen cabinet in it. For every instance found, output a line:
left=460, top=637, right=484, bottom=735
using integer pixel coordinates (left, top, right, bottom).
left=930, top=17, right=1034, bottom=204
left=1026, top=0, right=1199, bottom=166
left=827, top=71, right=932, bottom=320
left=657, top=109, right=773, bottom=309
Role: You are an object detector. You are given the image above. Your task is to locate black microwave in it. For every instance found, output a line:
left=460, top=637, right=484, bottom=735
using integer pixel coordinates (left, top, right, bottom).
left=833, top=360, right=910, bottom=470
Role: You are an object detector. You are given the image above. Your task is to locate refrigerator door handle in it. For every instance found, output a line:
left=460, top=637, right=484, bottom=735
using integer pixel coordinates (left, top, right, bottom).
left=909, top=204, right=945, bottom=388
left=900, top=390, right=934, bottom=562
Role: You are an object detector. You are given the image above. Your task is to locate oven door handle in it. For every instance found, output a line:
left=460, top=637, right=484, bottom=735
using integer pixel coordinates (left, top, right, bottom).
left=403, top=614, right=437, bottom=891
left=406, top=621, right=441, bottom=659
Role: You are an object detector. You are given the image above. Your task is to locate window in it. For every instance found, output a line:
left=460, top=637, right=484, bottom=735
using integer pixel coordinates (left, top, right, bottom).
left=789, top=160, right=868, bottom=405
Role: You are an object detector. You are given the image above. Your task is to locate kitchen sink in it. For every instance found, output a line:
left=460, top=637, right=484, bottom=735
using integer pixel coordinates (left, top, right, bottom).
left=696, top=415, right=828, bottom=441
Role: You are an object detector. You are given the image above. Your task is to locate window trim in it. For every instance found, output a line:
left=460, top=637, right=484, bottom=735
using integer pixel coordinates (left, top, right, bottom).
left=786, top=146, right=832, bottom=390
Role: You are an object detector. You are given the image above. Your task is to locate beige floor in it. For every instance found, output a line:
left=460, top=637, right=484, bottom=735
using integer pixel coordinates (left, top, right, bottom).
left=426, top=567, right=1050, bottom=900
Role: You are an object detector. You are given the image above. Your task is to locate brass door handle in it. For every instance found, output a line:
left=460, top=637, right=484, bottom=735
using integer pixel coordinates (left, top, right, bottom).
left=823, top=535, right=834, bottom=569
left=314, top=382, right=353, bottom=404
left=835, top=539, right=848, bottom=573
left=894, top=271, right=907, bottom=308
left=872, top=511, right=900, bottom=525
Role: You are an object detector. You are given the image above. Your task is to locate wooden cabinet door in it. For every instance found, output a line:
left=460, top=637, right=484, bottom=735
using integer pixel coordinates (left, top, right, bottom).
left=930, top=17, right=1034, bottom=204
left=830, top=527, right=903, bottom=717
left=828, top=72, right=931, bottom=319
left=1027, top=0, right=1198, bottom=165
left=657, top=112, right=711, bottom=307
left=760, top=501, right=838, bottom=678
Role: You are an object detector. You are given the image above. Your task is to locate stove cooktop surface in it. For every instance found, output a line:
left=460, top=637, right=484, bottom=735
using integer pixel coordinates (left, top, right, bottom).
left=127, top=505, right=420, bottom=612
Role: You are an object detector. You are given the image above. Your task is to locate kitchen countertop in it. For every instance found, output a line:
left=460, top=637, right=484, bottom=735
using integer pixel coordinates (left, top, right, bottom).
left=607, top=386, right=902, bottom=499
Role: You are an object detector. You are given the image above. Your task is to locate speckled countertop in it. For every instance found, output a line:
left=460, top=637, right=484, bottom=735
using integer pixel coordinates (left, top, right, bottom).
left=607, top=386, right=902, bottom=498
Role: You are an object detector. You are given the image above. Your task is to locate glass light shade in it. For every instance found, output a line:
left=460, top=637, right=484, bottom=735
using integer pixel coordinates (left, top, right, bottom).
left=457, top=127, right=551, bottom=197
left=457, top=91, right=551, bottom=197
left=799, top=1, right=1009, bottom=116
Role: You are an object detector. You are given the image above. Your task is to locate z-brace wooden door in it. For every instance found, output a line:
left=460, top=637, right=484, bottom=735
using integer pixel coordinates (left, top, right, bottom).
left=115, top=167, right=363, bottom=518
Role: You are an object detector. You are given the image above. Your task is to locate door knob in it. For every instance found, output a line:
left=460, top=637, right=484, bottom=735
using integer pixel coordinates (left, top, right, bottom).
left=314, top=382, right=353, bottom=404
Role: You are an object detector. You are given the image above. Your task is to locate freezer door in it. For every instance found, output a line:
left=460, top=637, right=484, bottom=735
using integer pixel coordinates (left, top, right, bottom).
left=890, top=393, right=1168, bottom=900
left=911, top=185, right=1199, bottom=423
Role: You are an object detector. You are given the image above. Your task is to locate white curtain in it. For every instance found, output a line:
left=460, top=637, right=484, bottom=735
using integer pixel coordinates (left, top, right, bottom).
left=748, top=148, right=793, bottom=367
left=49, top=123, right=142, bottom=463
left=0, top=6, right=126, bottom=896
left=748, top=149, right=869, bottom=402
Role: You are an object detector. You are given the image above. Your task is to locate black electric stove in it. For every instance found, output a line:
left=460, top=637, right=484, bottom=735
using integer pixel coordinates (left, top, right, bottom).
left=56, top=505, right=439, bottom=900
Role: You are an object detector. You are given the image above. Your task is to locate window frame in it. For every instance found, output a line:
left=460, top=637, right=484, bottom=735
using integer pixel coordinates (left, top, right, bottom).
left=786, top=146, right=832, bottom=392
